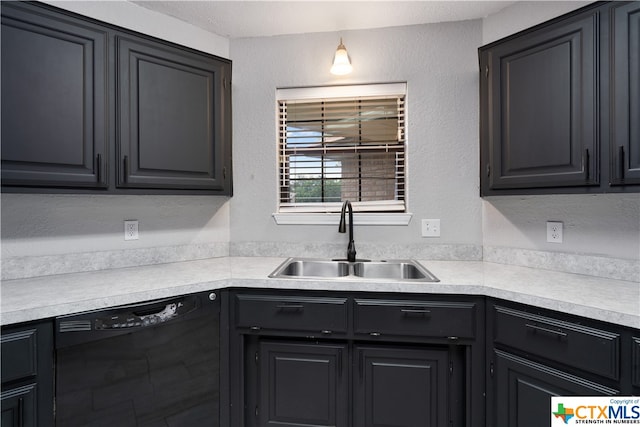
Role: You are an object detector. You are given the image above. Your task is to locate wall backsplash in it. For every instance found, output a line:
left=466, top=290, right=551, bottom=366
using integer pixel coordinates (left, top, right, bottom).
left=1, top=194, right=230, bottom=258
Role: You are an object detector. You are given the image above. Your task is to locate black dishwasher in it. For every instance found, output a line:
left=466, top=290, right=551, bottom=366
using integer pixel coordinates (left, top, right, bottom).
left=55, top=290, right=220, bottom=427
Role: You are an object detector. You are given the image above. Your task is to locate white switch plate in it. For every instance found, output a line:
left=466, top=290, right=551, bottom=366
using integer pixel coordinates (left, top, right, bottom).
left=124, top=220, right=139, bottom=241
left=421, top=219, right=440, bottom=237
left=546, top=221, right=563, bottom=243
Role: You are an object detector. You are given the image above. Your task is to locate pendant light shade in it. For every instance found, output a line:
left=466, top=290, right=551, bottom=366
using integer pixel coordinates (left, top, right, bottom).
left=330, top=38, right=353, bottom=75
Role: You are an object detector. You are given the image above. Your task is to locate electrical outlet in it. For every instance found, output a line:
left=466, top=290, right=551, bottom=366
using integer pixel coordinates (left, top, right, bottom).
left=546, top=221, right=563, bottom=243
left=421, top=219, right=441, bottom=237
left=124, top=220, right=139, bottom=241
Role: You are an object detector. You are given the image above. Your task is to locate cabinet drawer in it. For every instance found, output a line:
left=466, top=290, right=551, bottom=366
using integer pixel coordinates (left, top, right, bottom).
left=235, top=294, right=348, bottom=334
left=1, top=328, right=38, bottom=383
left=354, top=299, right=476, bottom=339
left=493, top=306, right=620, bottom=380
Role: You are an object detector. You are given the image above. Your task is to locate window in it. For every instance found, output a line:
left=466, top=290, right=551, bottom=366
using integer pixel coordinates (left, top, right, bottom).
left=277, top=83, right=406, bottom=216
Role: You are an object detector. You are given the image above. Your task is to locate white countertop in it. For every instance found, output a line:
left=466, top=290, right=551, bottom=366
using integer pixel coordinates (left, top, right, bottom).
left=1, top=257, right=638, bottom=328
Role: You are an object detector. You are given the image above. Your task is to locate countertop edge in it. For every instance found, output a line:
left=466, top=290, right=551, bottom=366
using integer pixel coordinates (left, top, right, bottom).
left=1, top=257, right=638, bottom=329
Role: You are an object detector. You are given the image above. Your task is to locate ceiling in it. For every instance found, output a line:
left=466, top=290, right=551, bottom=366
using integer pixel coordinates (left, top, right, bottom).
left=130, top=1, right=517, bottom=39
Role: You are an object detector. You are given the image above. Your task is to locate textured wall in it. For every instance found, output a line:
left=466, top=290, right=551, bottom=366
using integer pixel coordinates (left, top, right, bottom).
left=1, top=194, right=230, bottom=258
left=42, top=0, right=229, bottom=58
left=229, top=22, right=484, bottom=257
left=482, top=1, right=592, bottom=45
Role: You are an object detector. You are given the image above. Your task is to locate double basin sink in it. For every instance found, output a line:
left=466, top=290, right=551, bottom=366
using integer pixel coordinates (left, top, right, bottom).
left=269, top=258, right=439, bottom=282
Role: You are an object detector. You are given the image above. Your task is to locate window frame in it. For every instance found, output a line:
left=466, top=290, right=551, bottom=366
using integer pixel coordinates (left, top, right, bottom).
left=273, top=83, right=411, bottom=226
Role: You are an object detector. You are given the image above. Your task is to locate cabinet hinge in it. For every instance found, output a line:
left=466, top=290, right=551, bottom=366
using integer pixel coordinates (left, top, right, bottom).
left=255, top=351, right=259, bottom=364
left=490, top=361, right=495, bottom=378
left=486, top=163, right=491, bottom=177
left=485, top=65, right=489, bottom=78
left=449, top=361, right=453, bottom=376
left=255, top=406, right=259, bottom=417
left=223, top=167, right=227, bottom=179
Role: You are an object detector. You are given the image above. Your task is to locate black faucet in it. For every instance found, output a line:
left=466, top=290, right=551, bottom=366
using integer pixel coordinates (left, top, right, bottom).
left=338, top=200, right=357, bottom=262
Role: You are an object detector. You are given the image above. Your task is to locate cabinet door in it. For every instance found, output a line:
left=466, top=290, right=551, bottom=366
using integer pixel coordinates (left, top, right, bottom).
left=633, top=337, right=640, bottom=391
left=257, top=341, right=348, bottom=427
left=0, top=384, right=37, bottom=427
left=492, top=350, right=618, bottom=427
left=117, top=35, right=231, bottom=192
left=480, top=8, right=598, bottom=193
left=610, top=1, right=640, bottom=185
left=0, top=3, right=108, bottom=188
left=1, top=322, right=53, bottom=427
left=354, top=346, right=449, bottom=427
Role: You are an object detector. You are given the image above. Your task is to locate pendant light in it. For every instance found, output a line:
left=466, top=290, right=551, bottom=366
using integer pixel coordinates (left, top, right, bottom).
left=330, top=37, right=353, bottom=75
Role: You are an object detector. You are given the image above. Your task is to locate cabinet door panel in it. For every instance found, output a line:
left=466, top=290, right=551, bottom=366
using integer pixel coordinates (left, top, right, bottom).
left=258, top=341, right=348, bottom=427
left=633, top=337, right=640, bottom=389
left=482, top=9, right=598, bottom=191
left=0, top=4, right=107, bottom=188
left=493, top=350, right=618, bottom=427
left=117, top=36, right=229, bottom=191
left=610, top=2, right=640, bottom=185
left=0, top=384, right=37, bottom=427
left=1, top=329, right=38, bottom=383
left=354, top=346, right=449, bottom=427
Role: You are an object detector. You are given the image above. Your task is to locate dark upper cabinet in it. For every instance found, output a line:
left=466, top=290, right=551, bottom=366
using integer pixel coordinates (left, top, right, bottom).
left=0, top=2, right=232, bottom=195
left=479, top=7, right=598, bottom=193
left=479, top=1, right=640, bottom=195
left=0, top=3, right=108, bottom=189
left=609, top=1, right=640, bottom=185
left=117, top=36, right=231, bottom=191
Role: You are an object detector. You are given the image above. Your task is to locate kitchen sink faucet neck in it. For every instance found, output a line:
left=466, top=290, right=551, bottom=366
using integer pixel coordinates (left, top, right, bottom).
left=338, top=200, right=357, bottom=262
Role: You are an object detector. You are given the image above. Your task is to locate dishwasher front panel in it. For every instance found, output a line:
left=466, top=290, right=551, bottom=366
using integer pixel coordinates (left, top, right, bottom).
left=55, top=291, right=220, bottom=427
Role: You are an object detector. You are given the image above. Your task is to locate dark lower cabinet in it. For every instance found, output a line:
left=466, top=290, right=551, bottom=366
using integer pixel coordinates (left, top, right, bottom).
left=233, top=291, right=482, bottom=427
left=0, top=321, right=54, bottom=427
left=493, top=350, right=618, bottom=427
left=354, top=346, right=449, bottom=427
left=1, top=384, right=37, bottom=427
left=251, top=340, right=456, bottom=427
left=487, top=300, right=639, bottom=427
left=256, top=341, right=348, bottom=427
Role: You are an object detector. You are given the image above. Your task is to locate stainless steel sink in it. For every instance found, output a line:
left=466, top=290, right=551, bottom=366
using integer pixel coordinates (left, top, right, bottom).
left=269, top=259, right=350, bottom=278
left=352, top=260, right=439, bottom=281
left=269, top=258, right=439, bottom=282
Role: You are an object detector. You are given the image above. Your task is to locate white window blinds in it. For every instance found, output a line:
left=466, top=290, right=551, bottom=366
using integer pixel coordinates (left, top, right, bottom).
left=277, top=84, right=406, bottom=213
